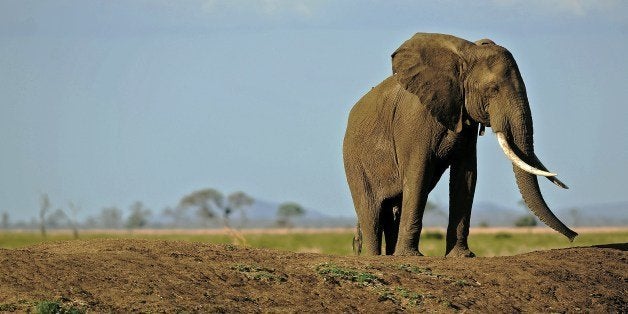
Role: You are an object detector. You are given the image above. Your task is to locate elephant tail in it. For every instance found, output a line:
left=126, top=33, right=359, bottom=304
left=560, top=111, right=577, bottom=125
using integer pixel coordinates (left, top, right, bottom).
left=352, top=222, right=362, bottom=255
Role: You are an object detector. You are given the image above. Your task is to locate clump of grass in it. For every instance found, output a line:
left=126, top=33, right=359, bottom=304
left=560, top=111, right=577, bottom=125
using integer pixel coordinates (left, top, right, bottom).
left=231, top=264, right=287, bottom=282
left=0, top=303, right=17, bottom=311
left=494, top=232, right=512, bottom=239
left=377, top=289, right=397, bottom=302
left=397, top=264, right=433, bottom=275
left=454, top=279, right=470, bottom=287
left=422, top=231, right=444, bottom=240
left=316, top=262, right=384, bottom=286
left=35, top=300, right=84, bottom=314
left=396, top=287, right=423, bottom=306
left=223, top=244, right=238, bottom=251
left=377, top=287, right=425, bottom=308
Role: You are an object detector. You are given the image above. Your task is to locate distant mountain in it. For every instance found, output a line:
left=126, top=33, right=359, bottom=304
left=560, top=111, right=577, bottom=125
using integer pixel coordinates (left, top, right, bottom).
left=148, top=198, right=627, bottom=229
left=443, top=201, right=628, bottom=227
left=243, top=199, right=329, bottom=220
left=149, top=198, right=353, bottom=228
left=554, top=201, right=628, bottom=227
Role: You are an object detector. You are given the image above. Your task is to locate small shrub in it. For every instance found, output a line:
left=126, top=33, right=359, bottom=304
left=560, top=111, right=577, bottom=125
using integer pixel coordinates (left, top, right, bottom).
left=377, top=289, right=396, bottom=302
left=398, top=264, right=433, bottom=275
left=396, top=287, right=423, bottom=306
left=454, top=279, right=470, bottom=287
left=35, top=301, right=61, bottom=314
left=422, top=231, right=444, bottom=240
left=494, top=232, right=512, bottom=239
left=223, top=244, right=237, bottom=251
left=514, top=215, right=537, bottom=227
left=478, top=221, right=490, bottom=228
left=316, top=262, right=384, bottom=286
left=231, top=264, right=287, bottom=282
left=35, top=300, right=84, bottom=314
left=0, top=304, right=17, bottom=311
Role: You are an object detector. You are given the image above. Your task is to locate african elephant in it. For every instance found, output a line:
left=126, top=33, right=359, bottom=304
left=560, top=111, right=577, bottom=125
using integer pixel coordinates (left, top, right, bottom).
left=343, top=33, right=577, bottom=257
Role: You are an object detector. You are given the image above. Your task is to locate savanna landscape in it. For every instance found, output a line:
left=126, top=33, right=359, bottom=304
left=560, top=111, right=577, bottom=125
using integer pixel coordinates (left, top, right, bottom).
left=2, top=1, right=628, bottom=313
left=0, top=228, right=626, bottom=312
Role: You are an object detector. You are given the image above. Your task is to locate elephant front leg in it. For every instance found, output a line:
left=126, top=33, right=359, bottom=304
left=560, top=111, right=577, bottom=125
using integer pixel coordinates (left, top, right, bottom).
left=394, top=167, right=431, bottom=256
left=446, top=134, right=478, bottom=257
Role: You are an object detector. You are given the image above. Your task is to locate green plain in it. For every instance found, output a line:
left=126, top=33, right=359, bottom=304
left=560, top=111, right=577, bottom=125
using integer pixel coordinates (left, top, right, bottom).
left=0, top=229, right=626, bottom=257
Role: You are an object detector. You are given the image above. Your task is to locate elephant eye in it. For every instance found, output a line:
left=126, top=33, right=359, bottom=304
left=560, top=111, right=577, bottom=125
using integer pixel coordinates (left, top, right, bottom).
left=486, top=85, right=499, bottom=97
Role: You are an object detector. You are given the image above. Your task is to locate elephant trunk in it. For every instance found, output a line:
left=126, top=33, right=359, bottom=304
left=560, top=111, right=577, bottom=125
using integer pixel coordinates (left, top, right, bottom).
left=494, top=100, right=578, bottom=241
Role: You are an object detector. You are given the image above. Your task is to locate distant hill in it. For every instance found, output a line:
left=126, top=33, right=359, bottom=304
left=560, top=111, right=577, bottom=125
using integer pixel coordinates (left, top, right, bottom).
left=433, top=201, right=628, bottom=228
left=240, top=200, right=628, bottom=228
left=147, top=198, right=627, bottom=229
left=554, top=201, right=628, bottom=227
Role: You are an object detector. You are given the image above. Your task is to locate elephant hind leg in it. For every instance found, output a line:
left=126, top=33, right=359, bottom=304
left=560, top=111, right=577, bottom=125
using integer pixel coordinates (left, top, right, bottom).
left=381, top=194, right=402, bottom=255
left=347, top=176, right=382, bottom=255
left=356, top=201, right=382, bottom=255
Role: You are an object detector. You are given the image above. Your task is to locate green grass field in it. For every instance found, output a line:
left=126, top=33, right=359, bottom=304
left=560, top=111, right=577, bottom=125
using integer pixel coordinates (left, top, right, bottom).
left=1, top=229, right=626, bottom=257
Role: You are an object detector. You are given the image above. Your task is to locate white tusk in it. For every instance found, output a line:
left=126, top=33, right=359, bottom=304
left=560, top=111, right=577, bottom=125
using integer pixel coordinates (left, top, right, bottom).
left=496, top=132, right=557, bottom=177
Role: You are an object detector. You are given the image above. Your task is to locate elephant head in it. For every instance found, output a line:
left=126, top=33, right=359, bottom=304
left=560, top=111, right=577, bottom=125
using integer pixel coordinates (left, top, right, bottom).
left=391, top=33, right=576, bottom=240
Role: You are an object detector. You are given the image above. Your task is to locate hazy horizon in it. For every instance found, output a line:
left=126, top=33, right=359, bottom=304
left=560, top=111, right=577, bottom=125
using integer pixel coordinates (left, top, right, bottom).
left=1, top=1, right=627, bottom=222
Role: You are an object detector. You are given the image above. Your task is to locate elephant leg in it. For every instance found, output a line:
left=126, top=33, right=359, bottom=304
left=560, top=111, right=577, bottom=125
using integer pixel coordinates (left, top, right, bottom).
left=346, top=165, right=383, bottom=255
left=352, top=222, right=362, bottom=255
left=351, top=192, right=382, bottom=255
left=381, top=196, right=402, bottom=255
left=394, top=166, right=431, bottom=256
left=446, top=130, right=478, bottom=257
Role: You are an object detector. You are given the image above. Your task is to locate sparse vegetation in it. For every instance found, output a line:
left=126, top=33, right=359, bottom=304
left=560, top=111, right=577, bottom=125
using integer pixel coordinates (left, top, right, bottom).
left=0, top=238, right=624, bottom=312
left=316, top=262, right=384, bottom=286
left=395, top=287, right=423, bottom=306
left=35, top=300, right=84, bottom=314
left=125, top=201, right=151, bottom=230
left=1, top=212, right=8, bottom=229
left=0, top=303, right=17, bottom=311
left=0, top=229, right=626, bottom=257
left=422, top=230, right=444, bottom=239
left=231, top=264, right=287, bottom=282
left=398, top=264, right=434, bottom=276
left=277, top=202, right=305, bottom=228
left=39, top=194, right=50, bottom=238
left=514, top=215, right=538, bottom=227
left=99, top=207, right=123, bottom=229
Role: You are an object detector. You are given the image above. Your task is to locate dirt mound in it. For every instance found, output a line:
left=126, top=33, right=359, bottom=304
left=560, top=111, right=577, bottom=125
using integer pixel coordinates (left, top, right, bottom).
left=0, top=239, right=626, bottom=312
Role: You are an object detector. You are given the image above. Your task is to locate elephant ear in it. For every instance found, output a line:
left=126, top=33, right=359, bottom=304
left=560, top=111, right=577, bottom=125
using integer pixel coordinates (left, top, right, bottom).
left=391, top=34, right=465, bottom=132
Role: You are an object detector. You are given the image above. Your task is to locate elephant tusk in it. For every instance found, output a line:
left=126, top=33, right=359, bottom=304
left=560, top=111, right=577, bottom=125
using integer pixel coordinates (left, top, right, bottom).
left=496, top=132, right=557, bottom=177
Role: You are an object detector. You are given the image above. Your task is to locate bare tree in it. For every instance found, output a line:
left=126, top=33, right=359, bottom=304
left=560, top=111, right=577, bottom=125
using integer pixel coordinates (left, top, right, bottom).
left=569, top=207, right=581, bottom=227
left=179, top=188, right=223, bottom=227
left=68, top=202, right=80, bottom=239
left=1, top=211, right=9, bottom=229
left=39, top=194, right=50, bottom=237
left=277, top=202, right=305, bottom=228
left=226, top=191, right=254, bottom=228
left=47, top=208, right=68, bottom=228
left=126, top=201, right=151, bottom=231
left=162, top=206, right=191, bottom=228
left=515, top=199, right=537, bottom=227
left=100, top=207, right=123, bottom=229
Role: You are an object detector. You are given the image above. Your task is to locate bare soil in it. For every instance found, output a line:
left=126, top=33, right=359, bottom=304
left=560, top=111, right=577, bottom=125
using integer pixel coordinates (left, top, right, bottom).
left=0, top=239, right=625, bottom=313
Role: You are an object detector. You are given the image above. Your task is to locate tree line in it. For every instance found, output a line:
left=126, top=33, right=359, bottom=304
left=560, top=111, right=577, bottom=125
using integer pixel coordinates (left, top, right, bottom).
left=0, top=189, right=306, bottom=237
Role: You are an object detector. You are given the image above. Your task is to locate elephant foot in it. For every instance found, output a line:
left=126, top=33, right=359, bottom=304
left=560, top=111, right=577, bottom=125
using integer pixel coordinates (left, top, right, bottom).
left=393, top=249, right=424, bottom=257
left=446, top=246, right=476, bottom=258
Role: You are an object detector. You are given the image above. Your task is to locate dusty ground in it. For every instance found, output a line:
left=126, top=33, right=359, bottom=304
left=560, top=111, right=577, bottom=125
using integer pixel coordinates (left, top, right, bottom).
left=0, top=239, right=625, bottom=313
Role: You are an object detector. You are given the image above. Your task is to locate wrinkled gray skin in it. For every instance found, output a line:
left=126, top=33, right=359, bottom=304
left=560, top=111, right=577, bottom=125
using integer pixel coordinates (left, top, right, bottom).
left=343, top=33, right=577, bottom=257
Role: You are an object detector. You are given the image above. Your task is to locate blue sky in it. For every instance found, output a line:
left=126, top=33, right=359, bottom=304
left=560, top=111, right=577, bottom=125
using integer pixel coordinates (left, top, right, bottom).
left=1, top=0, right=627, bottom=221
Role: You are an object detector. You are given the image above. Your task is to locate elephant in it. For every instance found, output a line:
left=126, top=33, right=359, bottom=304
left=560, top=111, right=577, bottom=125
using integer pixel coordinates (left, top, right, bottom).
left=343, top=33, right=577, bottom=257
